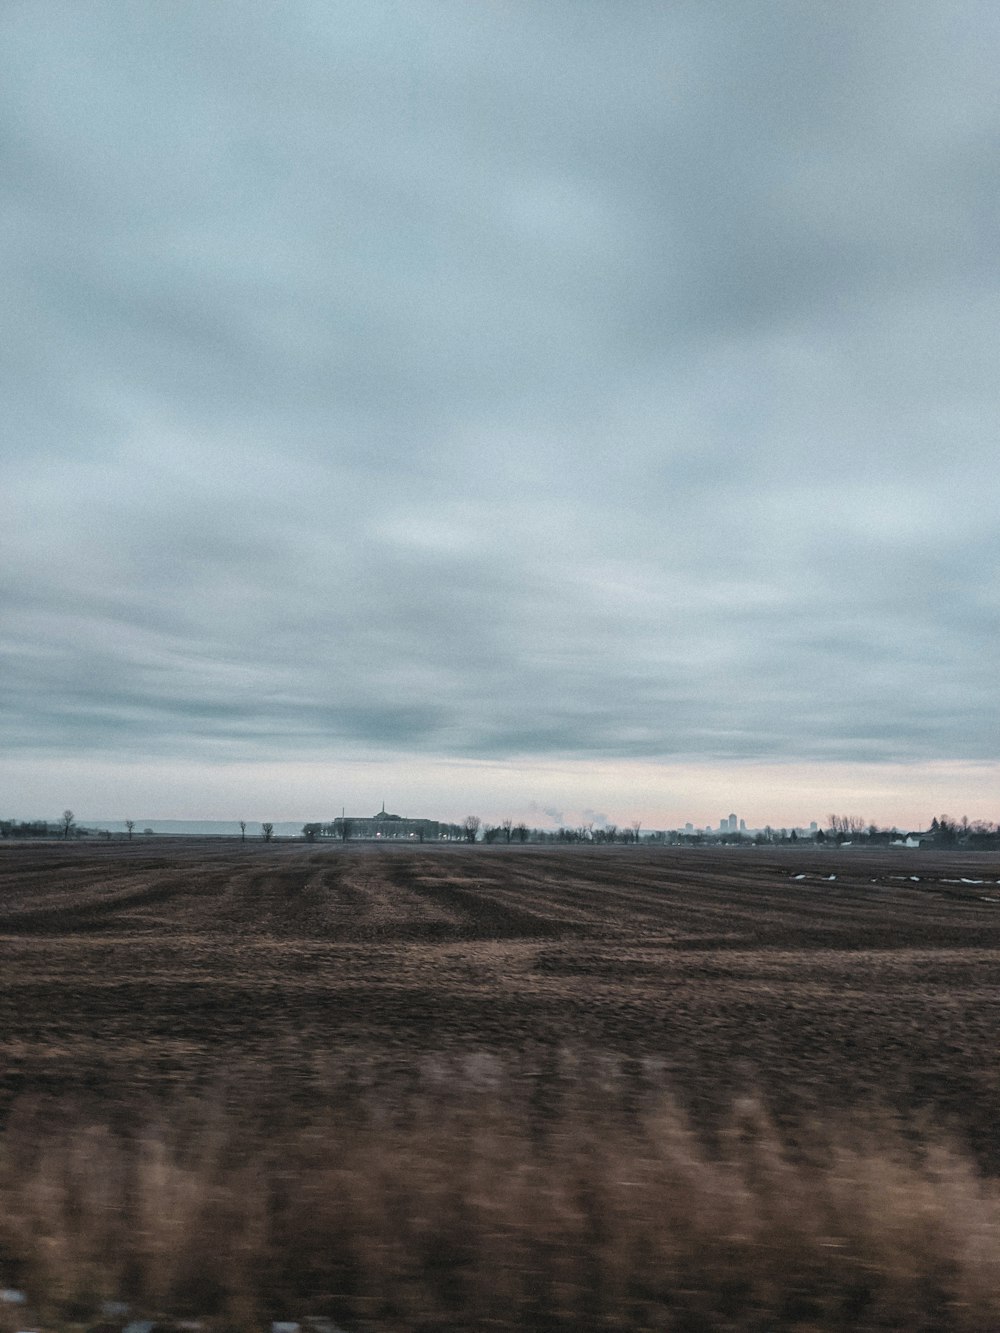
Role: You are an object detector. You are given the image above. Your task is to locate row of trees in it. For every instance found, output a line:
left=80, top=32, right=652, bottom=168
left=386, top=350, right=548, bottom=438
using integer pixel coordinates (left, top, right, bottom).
left=0, top=810, right=78, bottom=839
left=811, top=815, right=1000, bottom=848
left=7, top=811, right=1000, bottom=849
left=926, top=815, right=999, bottom=848
left=209, top=812, right=1000, bottom=851
left=538, top=821, right=644, bottom=844
left=480, top=819, right=529, bottom=843
left=439, top=817, right=647, bottom=844
left=0, top=820, right=58, bottom=839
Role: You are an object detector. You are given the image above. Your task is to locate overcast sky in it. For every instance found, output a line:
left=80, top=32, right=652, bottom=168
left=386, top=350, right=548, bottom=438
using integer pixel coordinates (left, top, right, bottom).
left=3, top=2, right=1000, bottom=828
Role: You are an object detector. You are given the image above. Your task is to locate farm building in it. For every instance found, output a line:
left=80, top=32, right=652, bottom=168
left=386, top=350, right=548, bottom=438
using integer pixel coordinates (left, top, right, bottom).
left=326, top=808, right=445, bottom=840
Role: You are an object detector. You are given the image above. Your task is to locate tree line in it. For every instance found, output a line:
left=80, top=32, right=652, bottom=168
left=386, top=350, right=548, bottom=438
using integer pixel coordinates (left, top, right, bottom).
left=6, top=810, right=999, bottom=850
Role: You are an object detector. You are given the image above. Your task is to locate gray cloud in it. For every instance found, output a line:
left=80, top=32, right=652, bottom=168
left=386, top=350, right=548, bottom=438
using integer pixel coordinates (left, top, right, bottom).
left=3, top=2, right=1000, bottom=778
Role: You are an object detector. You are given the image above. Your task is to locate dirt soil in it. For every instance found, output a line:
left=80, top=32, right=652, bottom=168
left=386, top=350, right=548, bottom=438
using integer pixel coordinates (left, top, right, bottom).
left=3, top=840, right=1000, bottom=1161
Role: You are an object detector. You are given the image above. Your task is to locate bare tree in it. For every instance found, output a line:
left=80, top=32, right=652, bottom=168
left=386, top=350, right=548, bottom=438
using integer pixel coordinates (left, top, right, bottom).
left=935, top=815, right=959, bottom=847
left=61, top=809, right=74, bottom=839
left=341, top=818, right=353, bottom=842
left=828, top=814, right=866, bottom=843
left=302, top=823, right=321, bottom=842
left=502, top=818, right=513, bottom=844
left=261, top=822, right=274, bottom=842
left=463, top=815, right=481, bottom=843
left=514, top=822, right=529, bottom=843
left=239, top=820, right=247, bottom=842
left=632, top=819, right=642, bottom=844
left=125, top=820, right=135, bottom=841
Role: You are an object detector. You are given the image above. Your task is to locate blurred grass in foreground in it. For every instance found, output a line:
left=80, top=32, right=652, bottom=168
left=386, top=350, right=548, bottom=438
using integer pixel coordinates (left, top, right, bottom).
left=1, top=1054, right=999, bottom=1331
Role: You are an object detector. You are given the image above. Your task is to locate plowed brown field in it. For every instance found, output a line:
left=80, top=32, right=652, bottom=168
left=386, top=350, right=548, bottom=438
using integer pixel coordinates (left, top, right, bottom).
left=3, top=840, right=1000, bottom=1161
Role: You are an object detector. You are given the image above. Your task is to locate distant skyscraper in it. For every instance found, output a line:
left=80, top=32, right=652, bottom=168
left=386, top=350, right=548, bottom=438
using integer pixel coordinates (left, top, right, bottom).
left=728, top=813, right=738, bottom=832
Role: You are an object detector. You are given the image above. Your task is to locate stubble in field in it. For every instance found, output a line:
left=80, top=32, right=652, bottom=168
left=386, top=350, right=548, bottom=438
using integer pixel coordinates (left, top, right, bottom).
left=2, top=841, right=1000, bottom=1329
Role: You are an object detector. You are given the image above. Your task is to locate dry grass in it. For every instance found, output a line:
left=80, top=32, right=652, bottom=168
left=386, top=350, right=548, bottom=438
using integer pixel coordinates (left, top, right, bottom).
left=5, top=844, right=1000, bottom=1327
left=2, top=1056, right=1000, bottom=1331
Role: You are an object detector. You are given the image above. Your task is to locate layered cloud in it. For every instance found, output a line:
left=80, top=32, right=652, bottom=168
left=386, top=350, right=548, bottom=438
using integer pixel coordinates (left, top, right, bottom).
left=3, top=2, right=999, bottom=781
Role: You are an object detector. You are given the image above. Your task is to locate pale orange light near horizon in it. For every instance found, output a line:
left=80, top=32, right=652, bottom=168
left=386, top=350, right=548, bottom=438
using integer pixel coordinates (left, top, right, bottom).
left=3, top=752, right=999, bottom=832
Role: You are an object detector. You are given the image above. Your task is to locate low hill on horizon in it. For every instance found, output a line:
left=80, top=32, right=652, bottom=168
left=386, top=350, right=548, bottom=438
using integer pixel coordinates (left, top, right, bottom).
left=81, top=819, right=310, bottom=837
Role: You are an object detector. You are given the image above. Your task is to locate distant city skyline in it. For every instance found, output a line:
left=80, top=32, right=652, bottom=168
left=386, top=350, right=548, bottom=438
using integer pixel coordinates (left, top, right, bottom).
left=4, top=755, right=992, bottom=839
